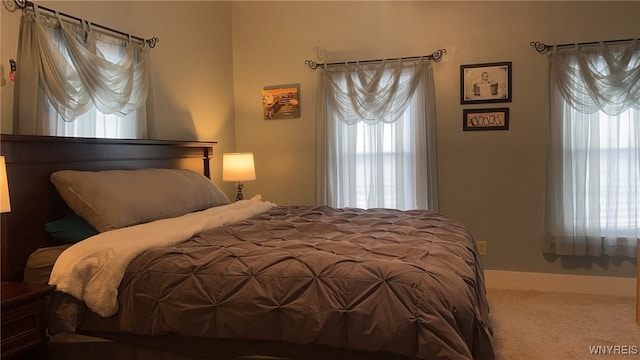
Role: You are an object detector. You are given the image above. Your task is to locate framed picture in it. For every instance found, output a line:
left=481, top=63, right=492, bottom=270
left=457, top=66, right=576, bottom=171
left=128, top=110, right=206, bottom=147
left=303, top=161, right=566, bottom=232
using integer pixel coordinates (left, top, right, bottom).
left=460, top=62, right=512, bottom=104
left=463, top=108, right=509, bottom=131
left=262, top=84, right=300, bottom=120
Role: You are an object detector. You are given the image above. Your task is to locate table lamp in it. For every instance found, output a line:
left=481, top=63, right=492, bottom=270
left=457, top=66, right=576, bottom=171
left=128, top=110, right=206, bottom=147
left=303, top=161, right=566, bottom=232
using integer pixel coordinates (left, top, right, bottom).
left=223, top=152, right=256, bottom=201
left=1, top=156, right=11, bottom=213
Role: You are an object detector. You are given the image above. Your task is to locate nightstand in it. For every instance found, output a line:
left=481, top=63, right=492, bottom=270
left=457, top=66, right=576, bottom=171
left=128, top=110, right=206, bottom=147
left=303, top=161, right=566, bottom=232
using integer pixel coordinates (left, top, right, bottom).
left=1, top=282, right=55, bottom=359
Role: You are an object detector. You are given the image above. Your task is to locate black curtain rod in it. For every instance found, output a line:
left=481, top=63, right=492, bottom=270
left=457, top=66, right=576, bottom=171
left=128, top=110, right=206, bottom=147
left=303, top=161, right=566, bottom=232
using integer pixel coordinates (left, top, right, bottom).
left=530, top=38, right=638, bottom=54
left=305, top=49, right=447, bottom=71
left=15, top=0, right=159, bottom=48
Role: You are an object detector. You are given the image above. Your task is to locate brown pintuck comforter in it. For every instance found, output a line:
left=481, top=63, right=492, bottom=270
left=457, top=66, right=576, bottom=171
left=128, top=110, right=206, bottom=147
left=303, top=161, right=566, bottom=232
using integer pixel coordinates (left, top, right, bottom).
left=66, top=206, right=494, bottom=359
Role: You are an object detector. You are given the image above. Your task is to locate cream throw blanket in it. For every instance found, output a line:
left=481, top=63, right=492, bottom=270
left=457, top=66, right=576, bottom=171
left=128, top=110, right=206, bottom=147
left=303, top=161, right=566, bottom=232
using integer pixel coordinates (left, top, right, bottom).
left=49, top=199, right=276, bottom=317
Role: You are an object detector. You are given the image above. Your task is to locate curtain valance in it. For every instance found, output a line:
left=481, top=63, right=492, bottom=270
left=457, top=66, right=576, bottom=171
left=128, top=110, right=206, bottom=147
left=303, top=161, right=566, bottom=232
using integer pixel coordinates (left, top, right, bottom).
left=549, top=40, right=640, bottom=116
left=16, top=9, right=150, bottom=123
left=320, top=59, right=430, bottom=125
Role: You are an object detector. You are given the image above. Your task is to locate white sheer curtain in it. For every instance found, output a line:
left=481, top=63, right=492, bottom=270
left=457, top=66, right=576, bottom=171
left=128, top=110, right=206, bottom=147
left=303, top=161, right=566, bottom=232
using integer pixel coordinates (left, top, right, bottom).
left=13, top=8, right=151, bottom=138
left=316, top=58, right=438, bottom=210
left=545, top=40, right=640, bottom=257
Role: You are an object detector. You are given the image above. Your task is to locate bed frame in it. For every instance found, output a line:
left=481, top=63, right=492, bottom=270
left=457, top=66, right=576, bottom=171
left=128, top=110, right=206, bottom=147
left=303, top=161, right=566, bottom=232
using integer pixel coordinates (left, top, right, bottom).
left=0, top=134, right=216, bottom=283
left=1, top=134, right=410, bottom=360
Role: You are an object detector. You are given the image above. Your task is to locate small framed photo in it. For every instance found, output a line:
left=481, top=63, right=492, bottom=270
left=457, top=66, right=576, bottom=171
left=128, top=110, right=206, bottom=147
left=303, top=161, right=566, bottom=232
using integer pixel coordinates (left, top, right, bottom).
left=460, top=62, right=512, bottom=104
left=463, top=108, right=509, bottom=131
left=262, top=84, right=300, bottom=120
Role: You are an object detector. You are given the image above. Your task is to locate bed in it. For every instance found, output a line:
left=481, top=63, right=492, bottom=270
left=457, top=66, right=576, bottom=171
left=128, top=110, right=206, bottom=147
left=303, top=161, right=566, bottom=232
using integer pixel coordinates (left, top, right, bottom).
left=0, top=134, right=495, bottom=360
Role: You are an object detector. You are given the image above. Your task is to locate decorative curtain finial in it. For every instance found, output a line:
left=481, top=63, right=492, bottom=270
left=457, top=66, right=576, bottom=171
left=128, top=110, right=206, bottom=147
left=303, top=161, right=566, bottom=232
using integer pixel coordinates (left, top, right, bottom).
left=146, top=37, right=159, bottom=48
left=530, top=41, right=551, bottom=54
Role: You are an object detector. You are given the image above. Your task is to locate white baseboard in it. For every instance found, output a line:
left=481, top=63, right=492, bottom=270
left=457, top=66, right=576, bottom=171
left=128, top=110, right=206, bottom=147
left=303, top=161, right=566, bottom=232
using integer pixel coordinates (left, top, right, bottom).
left=484, top=270, right=636, bottom=297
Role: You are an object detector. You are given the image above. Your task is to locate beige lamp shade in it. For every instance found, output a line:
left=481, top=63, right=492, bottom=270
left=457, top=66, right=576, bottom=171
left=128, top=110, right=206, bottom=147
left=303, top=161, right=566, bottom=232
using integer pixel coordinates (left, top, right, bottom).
left=1, top=156, right=11, bottom=213
left=223, top=153, right=256, bottom=182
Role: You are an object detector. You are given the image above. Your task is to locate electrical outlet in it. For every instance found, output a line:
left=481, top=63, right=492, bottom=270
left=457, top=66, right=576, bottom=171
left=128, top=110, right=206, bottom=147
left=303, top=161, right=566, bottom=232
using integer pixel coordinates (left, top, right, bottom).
left=477, top=241, right=487, bottom=256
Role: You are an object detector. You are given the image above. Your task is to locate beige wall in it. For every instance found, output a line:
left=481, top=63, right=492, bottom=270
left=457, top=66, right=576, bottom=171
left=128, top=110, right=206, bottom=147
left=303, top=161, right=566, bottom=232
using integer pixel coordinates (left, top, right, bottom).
left=1, top=1, right=237, bottom=193
left=231, top=1, right=640, bottom=277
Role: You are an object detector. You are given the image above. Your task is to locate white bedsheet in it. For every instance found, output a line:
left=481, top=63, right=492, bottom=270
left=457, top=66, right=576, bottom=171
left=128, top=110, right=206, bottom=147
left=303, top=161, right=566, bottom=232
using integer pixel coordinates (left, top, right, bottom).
left=49, top=199, right=276, bottom=317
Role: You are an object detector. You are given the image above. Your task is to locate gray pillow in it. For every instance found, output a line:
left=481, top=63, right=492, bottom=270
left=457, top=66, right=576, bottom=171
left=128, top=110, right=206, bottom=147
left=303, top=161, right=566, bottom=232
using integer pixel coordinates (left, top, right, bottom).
left=50, top=168, right=230, bottom=232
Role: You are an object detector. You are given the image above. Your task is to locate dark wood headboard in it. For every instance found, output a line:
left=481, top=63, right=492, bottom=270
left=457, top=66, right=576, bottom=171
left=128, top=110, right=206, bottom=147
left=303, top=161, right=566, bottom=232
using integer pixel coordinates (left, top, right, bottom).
left=0, top=134, right=217, bottom=282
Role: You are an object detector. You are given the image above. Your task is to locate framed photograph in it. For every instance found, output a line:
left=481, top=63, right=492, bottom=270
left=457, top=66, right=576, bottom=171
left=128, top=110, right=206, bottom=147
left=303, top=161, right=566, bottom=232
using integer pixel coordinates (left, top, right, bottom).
left=460, top=62, right=512, bottom=104
left=262, top=84, right=300, bottom=120
left=463, top=108, right=509, bottom=131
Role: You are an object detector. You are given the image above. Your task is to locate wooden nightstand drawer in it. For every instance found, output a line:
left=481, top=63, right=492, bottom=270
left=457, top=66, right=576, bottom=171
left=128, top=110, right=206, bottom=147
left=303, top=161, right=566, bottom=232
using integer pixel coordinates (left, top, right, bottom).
left=1, top=282, right=55, bottom=360
left=1, top=298, right=47, bottom=358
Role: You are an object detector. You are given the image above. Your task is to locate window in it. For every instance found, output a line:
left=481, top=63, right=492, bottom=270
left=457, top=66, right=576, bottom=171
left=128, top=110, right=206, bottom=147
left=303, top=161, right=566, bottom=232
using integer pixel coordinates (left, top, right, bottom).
left=565, top=108, right=639, bottom=237
left=317, top=59, right=438, bottom=211
left=545, top=42, right=640, bottom=257
left=592, top=110, right=638, bottom=236
left=335, top=104, right=421, bottom=210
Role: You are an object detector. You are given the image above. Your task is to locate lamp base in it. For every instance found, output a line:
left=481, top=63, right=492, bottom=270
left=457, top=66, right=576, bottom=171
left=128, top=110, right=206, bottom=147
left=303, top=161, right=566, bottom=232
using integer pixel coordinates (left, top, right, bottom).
left=235, top=182, right=244, bottom=201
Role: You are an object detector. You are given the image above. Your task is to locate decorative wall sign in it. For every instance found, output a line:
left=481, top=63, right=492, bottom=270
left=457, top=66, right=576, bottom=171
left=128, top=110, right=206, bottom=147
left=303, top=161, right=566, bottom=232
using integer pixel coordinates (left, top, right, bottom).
left=460, top=62, right=512, bottom=104
left=262, top=84, right=300, bottom=120
left=463, top=108, right=509, bottom=131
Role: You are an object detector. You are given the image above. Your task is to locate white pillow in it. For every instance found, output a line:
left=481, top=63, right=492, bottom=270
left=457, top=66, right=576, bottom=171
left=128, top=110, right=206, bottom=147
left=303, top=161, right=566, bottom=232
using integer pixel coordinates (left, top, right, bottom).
left=50, top=168, right=230, bottom=232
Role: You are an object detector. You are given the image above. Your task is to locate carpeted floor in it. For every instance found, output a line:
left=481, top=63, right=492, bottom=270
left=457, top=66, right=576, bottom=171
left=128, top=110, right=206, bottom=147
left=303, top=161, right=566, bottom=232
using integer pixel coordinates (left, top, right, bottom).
left=487, top=289, right=640, bottom=359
